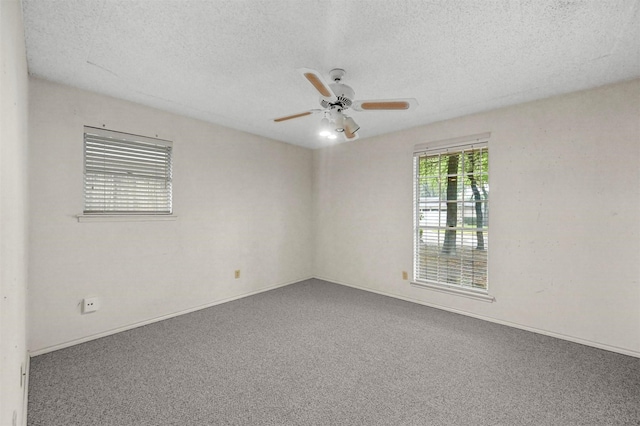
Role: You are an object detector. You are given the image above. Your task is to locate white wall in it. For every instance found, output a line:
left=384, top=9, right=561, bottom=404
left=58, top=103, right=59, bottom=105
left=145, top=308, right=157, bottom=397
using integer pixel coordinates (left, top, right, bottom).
left=0, top=0, right=29, bottom=424
left=314, top=79, right=640, bottom=356
left=24, top=70, right=640, bottom=359
left=28, top=78, right=313, bottom=353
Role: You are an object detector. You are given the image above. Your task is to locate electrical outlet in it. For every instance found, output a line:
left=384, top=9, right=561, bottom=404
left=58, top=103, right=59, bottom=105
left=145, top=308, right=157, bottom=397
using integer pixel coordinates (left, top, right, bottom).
left=235, top=270, right=241, bottom=279
left=402, top=271, right=408, bottom=280
left=82, top=297, right=99, bottom=314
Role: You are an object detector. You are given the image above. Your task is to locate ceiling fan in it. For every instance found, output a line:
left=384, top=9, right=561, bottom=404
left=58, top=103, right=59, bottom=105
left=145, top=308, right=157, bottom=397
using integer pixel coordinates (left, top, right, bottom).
left=273, top=68, right=418, bottom=141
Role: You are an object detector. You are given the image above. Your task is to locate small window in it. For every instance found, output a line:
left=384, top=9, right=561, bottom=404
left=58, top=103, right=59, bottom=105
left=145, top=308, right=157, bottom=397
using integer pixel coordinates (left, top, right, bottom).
left=83, top=127, right=173, bottom=215
left=414, top=137, right=489, bottom=292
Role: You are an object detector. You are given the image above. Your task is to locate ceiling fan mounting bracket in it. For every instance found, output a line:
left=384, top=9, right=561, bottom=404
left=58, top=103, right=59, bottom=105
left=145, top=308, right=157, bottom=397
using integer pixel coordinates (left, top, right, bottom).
left=329, top=68, right=346, bottom=83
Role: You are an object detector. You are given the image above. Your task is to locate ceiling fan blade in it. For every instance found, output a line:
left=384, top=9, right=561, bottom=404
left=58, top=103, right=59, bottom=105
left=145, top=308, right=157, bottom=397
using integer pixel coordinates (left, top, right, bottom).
left=344, top=127, right=359, bottom=141
left=273, top=111, right=314, bottom=122
left=351, top=98, right=418, bottom=112
left=298, top=68, right=337, bottom=101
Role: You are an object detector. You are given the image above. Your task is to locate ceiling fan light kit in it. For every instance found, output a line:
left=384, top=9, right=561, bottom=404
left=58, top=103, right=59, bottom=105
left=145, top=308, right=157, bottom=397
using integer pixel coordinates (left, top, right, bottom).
left=344, top=116, right=359, bottom=134
left=274, top=68, right=417, bottom=143
left=319, top=116, right=332, bottom=137
left=333, top=114, right=345, bottom=132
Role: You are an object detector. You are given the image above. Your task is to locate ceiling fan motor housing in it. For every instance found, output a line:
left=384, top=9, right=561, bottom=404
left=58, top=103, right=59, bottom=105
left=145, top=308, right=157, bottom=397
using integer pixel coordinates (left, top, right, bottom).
left=320, top=83, right=355, bottom=109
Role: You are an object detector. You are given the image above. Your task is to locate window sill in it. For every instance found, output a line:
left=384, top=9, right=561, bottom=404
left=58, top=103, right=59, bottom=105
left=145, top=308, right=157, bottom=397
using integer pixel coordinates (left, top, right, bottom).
left=410, top=281, right=495, bottom=302
left=77, top=215, right=177, bottom=223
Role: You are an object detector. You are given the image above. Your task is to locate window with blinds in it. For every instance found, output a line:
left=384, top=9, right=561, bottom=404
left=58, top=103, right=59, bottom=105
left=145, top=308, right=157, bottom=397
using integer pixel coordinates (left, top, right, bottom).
left=83, top=127, right=173, bottom=215
left=414, top=137, right=488, bottom=291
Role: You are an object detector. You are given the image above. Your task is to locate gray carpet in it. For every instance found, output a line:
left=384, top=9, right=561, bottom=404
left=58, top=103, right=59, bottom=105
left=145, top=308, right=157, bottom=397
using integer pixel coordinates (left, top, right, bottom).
left=28, top=279, right=640, bottom=425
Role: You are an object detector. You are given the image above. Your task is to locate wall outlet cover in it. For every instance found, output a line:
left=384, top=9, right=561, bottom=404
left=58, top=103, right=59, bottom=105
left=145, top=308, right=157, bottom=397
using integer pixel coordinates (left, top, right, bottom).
left=82, top=297, right=99, bottom=314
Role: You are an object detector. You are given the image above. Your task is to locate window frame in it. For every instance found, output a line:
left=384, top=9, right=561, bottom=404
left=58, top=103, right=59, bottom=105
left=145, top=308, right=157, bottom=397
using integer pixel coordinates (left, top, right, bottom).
left=78, top=126, right=176, bottom=222
left=412, top=133, right=494, bottom=302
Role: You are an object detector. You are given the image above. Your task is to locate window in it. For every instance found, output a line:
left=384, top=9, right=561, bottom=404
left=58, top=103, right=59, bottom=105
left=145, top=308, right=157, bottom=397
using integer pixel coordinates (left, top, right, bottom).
left=413, top=135, right=489, bottom=293
left=83, top=127, right=173, bottom=215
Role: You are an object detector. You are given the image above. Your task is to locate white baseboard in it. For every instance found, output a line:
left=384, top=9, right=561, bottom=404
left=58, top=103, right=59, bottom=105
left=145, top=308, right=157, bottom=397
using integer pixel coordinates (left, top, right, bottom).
left=29, top=277, right=312, bottom=357
left=22, top=353, right=29, bottom=426
left=314, top=276, right=640, bottom=359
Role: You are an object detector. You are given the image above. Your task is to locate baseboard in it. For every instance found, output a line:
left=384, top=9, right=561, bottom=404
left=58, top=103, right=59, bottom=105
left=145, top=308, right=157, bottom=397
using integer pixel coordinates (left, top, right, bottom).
left=22, top=353, right=29, bottom=426
left=29, top=277, right=312, bottom=357
left=314, top=276, right=640, bottom=359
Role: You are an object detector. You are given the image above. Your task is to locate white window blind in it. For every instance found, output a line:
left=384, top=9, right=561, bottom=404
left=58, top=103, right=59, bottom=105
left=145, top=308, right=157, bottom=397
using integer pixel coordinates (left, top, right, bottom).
left=413, top=136, right=489, bottom=292
left=83, top=127, right=173, bottom=215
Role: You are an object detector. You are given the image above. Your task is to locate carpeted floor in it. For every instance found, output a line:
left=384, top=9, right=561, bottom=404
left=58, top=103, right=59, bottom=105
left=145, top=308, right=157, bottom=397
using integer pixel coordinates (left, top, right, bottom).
left=28, top=279, right=640, bottom=425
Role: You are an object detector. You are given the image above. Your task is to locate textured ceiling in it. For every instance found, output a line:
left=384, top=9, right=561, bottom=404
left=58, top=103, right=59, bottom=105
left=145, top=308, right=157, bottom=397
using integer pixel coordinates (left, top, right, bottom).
left=22, top=0, right=640, bottom=149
